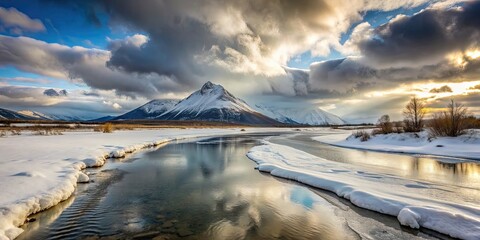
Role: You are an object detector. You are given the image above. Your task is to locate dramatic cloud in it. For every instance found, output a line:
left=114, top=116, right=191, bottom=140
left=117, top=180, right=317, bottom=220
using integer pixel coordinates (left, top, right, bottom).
left=295, top=2, right=480, bottom=96
left=2, top=0, right=480, bottom=121
left=0, top=35, right=188, bottom=97
left=354, top=1, right=480, bottom=68
left=85, top=0, right=433, bottom=92
left=0, top=7, right=45, bottom=34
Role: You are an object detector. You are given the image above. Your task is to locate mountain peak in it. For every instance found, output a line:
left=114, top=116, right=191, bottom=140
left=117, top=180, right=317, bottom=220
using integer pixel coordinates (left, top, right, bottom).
left=200, top=81, right=222, bottom=95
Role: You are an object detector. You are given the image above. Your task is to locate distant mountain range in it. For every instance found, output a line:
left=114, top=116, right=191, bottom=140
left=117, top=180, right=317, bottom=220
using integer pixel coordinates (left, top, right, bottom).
left=0, top=82, right=346, bottom=125
left=0, top=109, right=86, bottom=121
left=254, top=105, right=346, bottom=125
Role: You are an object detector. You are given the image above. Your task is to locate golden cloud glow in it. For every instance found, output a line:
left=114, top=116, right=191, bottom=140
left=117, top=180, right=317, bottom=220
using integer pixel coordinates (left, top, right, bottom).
left=447, top=48, right=480, bottom=68
left=448, top=52, right=468, bottom=68
left=361, top=81, right=480, bottom=105
left=466, top=49, right=480, bottom=60
left=412, top=81, right=480, bottom=99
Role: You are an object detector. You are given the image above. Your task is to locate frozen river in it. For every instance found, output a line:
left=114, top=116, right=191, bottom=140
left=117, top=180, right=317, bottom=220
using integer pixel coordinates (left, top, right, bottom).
left=17, top=133, right=478, bottom=239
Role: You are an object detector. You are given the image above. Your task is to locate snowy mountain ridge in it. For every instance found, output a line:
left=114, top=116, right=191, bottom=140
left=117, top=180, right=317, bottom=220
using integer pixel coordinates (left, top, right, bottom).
left=162, top=81, right=256, bottom=118
left=255, top=104, right=346, bottom=125
left=0, top=108, right=35, bottom=120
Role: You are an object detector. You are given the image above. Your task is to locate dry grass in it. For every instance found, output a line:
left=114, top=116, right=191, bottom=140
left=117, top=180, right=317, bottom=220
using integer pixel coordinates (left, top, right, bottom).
left=10, top=129, right=21, bottom=135
left=32, top=128, right=63, bottom=136
left=352, top=130, right=371, bottom=142
left=94, top=123, right=114, bottom=133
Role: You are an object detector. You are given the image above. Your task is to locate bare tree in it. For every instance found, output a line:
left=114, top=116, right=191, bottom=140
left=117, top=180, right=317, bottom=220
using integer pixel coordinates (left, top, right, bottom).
left=429, top=100, right=469, bottom=137
left=403, top=97, right=426, bottom=132
left=376, top=114, right=393, bottom=134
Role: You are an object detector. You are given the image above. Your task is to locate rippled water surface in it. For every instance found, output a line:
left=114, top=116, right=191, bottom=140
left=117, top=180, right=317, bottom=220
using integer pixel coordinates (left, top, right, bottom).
left=18, top=133, right=467, bottom=240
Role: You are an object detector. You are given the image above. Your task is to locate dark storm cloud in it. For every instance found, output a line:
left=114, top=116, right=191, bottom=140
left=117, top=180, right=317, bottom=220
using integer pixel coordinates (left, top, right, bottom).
left=358, top=1, right=480, bottom=67
left=31, top=0, right=370, bottom=98
left=4, top=0, right=438, bottom=100
left=429, top=85, right=453, bottom=93
left=304, top=57, right=455, bottom=94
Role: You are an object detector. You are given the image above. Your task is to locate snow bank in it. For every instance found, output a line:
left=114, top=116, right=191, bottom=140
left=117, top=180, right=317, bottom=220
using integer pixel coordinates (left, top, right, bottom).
left=0, top=128, right=288, bottom=240
left=247, top=141, right=480, bottom=239
left=314, top=130, right=480, bottom=160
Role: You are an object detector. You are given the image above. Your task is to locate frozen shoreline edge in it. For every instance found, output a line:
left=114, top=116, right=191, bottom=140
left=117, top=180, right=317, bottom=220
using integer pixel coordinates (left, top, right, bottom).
left=313, top=132, right=480, bottom=161
left=1, top=129, right=287, bottom=240
left=1, top=137, right=176, bottom=240
left=246, top=140, right=480, bottom=240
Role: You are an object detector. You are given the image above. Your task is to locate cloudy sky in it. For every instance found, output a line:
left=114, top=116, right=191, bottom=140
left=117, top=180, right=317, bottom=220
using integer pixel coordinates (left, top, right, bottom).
left=0, top=0, right=479, bottom=122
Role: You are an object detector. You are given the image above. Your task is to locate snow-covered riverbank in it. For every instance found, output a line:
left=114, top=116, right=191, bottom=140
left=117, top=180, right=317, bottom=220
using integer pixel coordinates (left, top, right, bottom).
left=0, top=128, right=291, bottom=240
left=314, top=130, right=480, bottom=160
left=247, top=140, right=480, bottom=239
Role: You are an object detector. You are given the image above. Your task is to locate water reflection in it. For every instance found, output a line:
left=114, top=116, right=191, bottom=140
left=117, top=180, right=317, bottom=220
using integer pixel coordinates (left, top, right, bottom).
left=19, top=194, right=75, bottom=236
left=271, top=134, right=480, bottom=189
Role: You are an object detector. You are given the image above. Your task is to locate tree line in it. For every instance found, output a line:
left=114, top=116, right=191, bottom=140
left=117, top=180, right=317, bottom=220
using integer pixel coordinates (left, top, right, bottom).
left=352, top=98, right=479, bottom=142
left=376, top=98, right=479, bottom=137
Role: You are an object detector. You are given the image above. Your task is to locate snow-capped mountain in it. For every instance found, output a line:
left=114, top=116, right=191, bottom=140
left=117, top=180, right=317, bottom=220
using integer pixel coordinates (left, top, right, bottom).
left=114, top=82, right=279, bottom=124
left=113, top=99, right=178, bottom=120
left=255, top=105, right=346, bottom=125
left=17, top=110, right=53, bottom=120
left=0, top=108, right=36, bottom=120
left=158, top=82, right=278, bottom=124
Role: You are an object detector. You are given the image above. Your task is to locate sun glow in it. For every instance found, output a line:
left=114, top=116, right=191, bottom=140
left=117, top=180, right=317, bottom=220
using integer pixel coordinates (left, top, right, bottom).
left=412, top=81, right=480, bottom=99
left=466, top=49, right=480, bottom=59
left=362, top=81, right=480, bottom=103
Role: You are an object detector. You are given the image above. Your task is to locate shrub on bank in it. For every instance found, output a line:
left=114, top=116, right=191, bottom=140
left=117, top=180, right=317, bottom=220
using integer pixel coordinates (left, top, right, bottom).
left=101, top=123, right=114, bottom=133
left=429, top=100, right=470, bottom=137
left=352, top=130, right=371, bottom=142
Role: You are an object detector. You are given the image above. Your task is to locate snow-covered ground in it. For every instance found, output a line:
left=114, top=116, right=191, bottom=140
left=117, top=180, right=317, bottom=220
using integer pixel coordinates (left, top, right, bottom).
left=247, top=140, right=480, bottom=239
left=0, top=128, right=290, bottom=240
left=314, top=130, right=480, bottom=160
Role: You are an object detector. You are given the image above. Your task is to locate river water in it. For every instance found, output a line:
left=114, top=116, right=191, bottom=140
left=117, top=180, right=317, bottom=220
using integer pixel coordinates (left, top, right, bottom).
left=17, top=132, right=479, bottom=240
